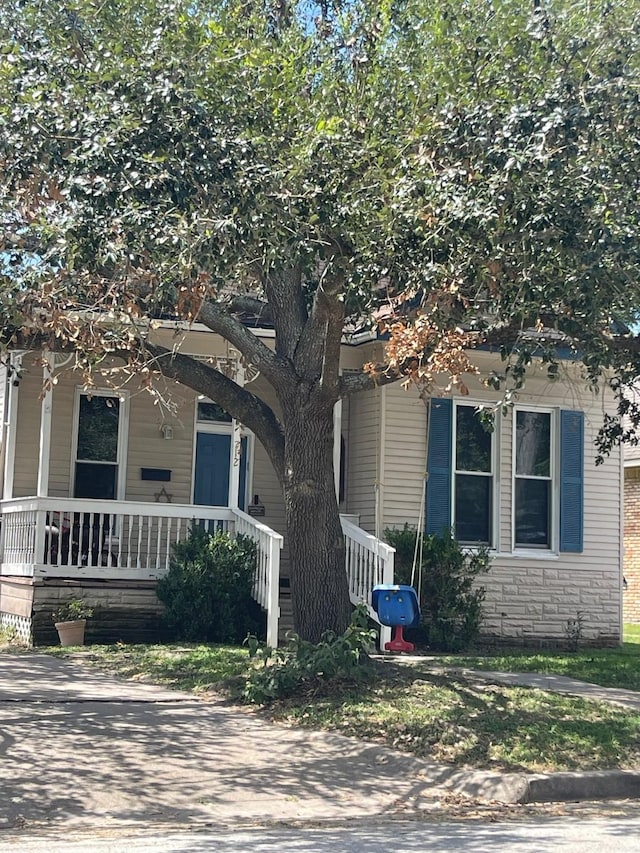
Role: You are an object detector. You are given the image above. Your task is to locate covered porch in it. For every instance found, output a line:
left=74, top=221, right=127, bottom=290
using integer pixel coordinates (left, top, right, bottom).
left=0, top=497, right=393, bottom=647
left=0, top=496, right=283, bottom=645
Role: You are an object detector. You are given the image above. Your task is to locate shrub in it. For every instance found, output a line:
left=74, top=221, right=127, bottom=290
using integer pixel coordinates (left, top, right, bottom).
left=242, top=604, right=377, bottom=704
left=156, top=525, right=263, bottom=643
left=385, top=525, right=491, bottom=652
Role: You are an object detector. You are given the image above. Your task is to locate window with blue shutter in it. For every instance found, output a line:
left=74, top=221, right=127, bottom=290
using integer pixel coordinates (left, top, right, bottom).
left=559, top=409, right=584, bottom=553
left=454, top=405, right=494, bottom=545
left=427, top=399, right=495, bottom=543
left=426, top=398, right=452, bottom=535
left=427, top=400, right=582, bottom=551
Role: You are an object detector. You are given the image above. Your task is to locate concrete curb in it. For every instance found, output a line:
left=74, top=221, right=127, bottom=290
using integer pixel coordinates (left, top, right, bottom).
left=444, top=768, right=640, bottom=804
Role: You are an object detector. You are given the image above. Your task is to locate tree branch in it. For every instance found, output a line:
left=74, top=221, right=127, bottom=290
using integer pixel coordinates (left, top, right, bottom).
left=338, top=315, right=633, bottom=397
left=145, top=344, right=285, bottom=480
left=339, top=366, right=404, bottom=396
left=197, top=299, right=284, bottom=386
left=310, top=291, right=344, bottom=394
left=294, top=266, right=345, bottom=395
left=225, top=294, right=273, bottom=325
left=263, top=266, right=308, bottom=362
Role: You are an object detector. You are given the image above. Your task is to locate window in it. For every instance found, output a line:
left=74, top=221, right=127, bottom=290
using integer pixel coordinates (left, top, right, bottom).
left=197, top=401, right=232, bottom=423
left=453, top=405, right=494, bottom=545
left=426, top=398, right=584, bottom=554
left=514, top=410, right=552, bottom=548
left=73, top=393, right=124, bottom=500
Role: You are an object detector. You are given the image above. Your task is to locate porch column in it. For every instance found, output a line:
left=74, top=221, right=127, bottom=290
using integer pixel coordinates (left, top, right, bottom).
left=3, top=352, right=23, bottom=500
left=333, top=397, right=343, bottom=503
left=36, top=351, right=54, bottom=497
left=228, top=361, right=245, bottom=509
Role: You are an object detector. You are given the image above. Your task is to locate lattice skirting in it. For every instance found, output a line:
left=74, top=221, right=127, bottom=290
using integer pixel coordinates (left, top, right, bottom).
left=0, top=612, right=32, bottom=645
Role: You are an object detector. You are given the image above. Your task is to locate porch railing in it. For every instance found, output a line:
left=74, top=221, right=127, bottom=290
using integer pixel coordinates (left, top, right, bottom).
left=0, top=498, right=393, bottom=650
left=0, top=496, right=282, bottom=648
left=341, top=515, right=394, bottom=649
left=233, top=508, right=283, bottom=648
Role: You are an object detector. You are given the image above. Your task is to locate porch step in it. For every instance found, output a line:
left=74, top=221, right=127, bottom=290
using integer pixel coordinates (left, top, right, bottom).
left=278, top=581, right=294, bottom=643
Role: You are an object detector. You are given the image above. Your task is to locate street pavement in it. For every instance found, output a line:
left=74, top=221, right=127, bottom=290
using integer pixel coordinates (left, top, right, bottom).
left=1, top=651, right=640, bottom=842
left=3, top=816, right=640, bottom=853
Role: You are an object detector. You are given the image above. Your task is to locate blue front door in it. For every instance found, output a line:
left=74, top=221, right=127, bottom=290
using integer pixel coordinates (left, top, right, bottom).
left=194, top=433, right=248, bottom=507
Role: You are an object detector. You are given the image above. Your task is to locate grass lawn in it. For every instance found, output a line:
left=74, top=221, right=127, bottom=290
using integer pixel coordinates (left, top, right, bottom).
left=45, top=643, right=250, bottom=690
left=625, top=623, right=640, bottom=643
left=37, top=626, right=640, bottom=775
left=266, top=661, right=640, bottom=773
left=434, top=623, right=640, bottom=691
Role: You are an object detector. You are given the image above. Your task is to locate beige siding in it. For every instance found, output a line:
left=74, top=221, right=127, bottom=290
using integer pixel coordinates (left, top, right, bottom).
left=12, top=354, right=41, bottom=496
left=345, top=387, right=380, bottom=533
left=155, top=324, right=272, bottom=360
left=10, top=356, right=287, bottom=525
left=339, top=394, right=350, bottom=510
left=247, top=377, right=287, bottom=536
left=624, top=467, right=640, bottom=623
left=381, top=383, right=428, bottom=533
left=0, top=366, right=5, bottom=428
left=13, top=359, right=198, bottom=503
left=243, top=377, right=290, bottom=575
left=124, top=384, right=196, bottom=504
left=378, top=356, right=623, bottom=643
left=49, top=375, right=74, bottom=497
left=0, top=364, right=6, bottom=496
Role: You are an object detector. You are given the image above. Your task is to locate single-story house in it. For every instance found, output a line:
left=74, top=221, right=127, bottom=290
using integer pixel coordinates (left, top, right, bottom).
left=0, top=323, right=623, bottom=647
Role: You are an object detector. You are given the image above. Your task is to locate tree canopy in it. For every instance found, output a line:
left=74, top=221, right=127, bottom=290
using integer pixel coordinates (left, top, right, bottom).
left=3, top=1, right=640, bottom=394
left=1, top=0, right=640, bottom=638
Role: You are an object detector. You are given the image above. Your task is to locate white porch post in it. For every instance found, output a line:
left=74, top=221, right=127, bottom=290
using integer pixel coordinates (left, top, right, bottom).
left=3, top=352, right=23, bottom=500
left=36, top=351, right=54, bottom=498
left=228, top=361, right=245, bottom=509
left=333, top=398, right=343, bottom=502
left=266, top=532, right=282, bottom=648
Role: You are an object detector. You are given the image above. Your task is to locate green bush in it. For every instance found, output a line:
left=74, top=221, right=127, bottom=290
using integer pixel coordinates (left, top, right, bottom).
left=156, top=525, right=263, bottom=643
left=385, top=525, right=491, bottom=652
left=242, top=604, right=377, bottom=704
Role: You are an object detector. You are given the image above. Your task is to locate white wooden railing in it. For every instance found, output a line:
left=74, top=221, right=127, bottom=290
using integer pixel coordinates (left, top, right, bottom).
left=0, top=498, right=393, bottom=650
left=233, top=508, right=283, bottom=648
left=341, top=515, right=395, bottom=649
left=0, top=496, right=282, bottom=648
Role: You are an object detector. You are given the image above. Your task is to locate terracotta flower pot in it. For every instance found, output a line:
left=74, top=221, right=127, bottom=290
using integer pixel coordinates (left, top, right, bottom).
left=54, top=619, right=86, bottom=647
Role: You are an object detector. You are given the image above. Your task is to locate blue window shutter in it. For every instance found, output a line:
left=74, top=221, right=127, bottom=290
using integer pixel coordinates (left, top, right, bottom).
left=426, top=398, right=452, bottom=535
left=559, top=410, right=584, bottom=553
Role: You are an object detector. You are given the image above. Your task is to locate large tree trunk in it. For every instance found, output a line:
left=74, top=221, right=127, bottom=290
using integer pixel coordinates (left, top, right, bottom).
left=280, top=386, right=352, bottom=643
left=151, top=342, right=353, bottom=643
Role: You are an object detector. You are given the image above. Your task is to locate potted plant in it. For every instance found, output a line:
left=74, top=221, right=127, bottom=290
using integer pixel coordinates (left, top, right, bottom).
left=53, top=598, right=94, bottom=646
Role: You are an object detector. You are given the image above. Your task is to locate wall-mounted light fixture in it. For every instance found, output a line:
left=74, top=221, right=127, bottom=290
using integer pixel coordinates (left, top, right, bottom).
left=160, top=424, right=174, bottom=440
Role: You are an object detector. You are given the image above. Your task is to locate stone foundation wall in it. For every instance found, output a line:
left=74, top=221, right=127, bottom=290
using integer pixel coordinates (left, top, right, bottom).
left=33, top=579, right=167, bottom=645
left=480, top=559, right=622, bottom=644
left=0, top=577, right=35, bottom=643
left=624, top=468, right=640, bottom=624
left=0, top=578, right=168, bottom=646
left=477, top=632, right=620, bottom=651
